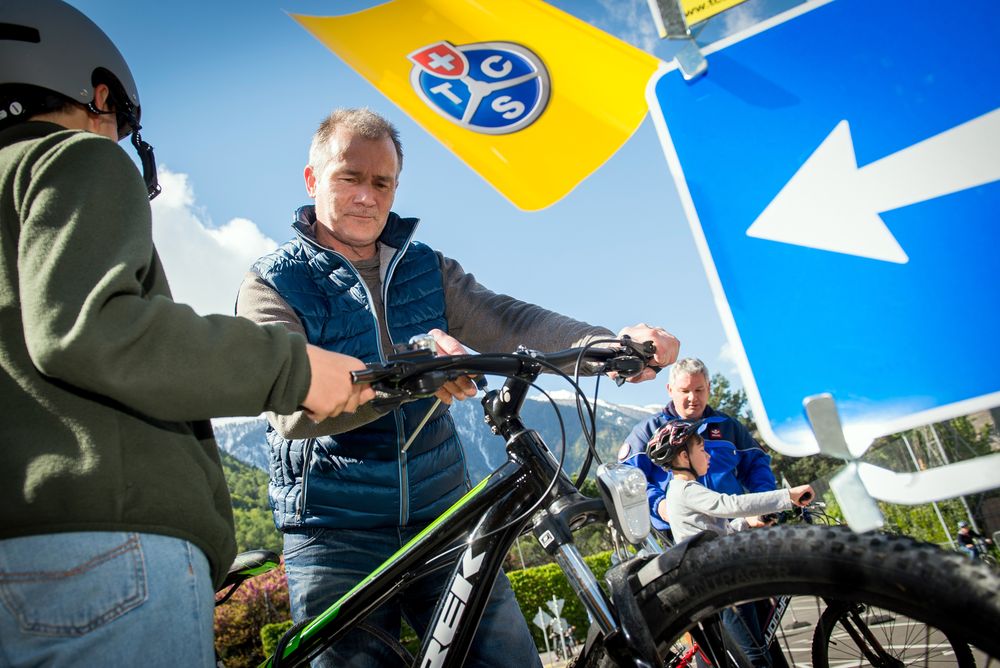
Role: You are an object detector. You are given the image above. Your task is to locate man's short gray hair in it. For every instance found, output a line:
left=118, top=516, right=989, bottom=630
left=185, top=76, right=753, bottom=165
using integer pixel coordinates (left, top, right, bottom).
left=308, top=107, right=403, bottom=175
left=669, top=357, right=709, bottom=385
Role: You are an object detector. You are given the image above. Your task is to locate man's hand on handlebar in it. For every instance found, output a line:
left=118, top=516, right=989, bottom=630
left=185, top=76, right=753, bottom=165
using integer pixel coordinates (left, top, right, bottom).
left=615, top=324, right=680, bottom=383
left=428, top=329, right=479, bottom=405
left=302, top=345, right=376, bottom=422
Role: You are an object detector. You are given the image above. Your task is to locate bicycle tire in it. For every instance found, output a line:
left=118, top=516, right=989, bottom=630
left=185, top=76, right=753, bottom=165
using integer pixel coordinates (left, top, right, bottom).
left=581, top=525, right=1000, bottom=667
left=811, top=600, right=975, bottom=667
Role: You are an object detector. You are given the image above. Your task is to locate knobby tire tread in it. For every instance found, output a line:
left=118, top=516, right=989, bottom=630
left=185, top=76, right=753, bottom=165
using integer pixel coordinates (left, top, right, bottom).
left=578, top=525, right=1000, bottom=666
left=637, top=526, right=1000, bottom=660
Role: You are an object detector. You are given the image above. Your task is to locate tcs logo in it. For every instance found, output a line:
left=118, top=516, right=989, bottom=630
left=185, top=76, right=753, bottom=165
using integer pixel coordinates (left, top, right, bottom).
left=408, top=41, right=550, bottom=134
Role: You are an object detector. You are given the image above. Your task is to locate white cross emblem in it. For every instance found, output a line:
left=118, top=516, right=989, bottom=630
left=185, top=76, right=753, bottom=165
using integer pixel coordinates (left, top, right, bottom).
left=428, top=51, right=456, bottom=72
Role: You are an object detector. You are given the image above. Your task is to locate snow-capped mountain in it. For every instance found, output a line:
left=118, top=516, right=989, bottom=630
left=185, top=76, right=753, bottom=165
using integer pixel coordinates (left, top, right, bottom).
left=212, top=416, right=271, bottom=471
left=211, top=393, right=658, bottom=483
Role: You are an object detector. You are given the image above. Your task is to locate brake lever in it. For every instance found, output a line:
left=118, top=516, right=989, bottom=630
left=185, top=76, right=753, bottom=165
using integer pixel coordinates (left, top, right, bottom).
left=608, top=337, right=658, bottom=386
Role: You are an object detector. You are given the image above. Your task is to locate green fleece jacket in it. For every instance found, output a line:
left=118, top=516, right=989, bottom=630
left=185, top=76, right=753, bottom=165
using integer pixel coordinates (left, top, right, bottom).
left=0, top=122, right=311, bottom=587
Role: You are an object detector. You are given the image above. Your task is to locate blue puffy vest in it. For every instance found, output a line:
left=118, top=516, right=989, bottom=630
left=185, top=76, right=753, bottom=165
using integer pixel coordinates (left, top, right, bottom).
left=252, top=207, right=468, bottom=530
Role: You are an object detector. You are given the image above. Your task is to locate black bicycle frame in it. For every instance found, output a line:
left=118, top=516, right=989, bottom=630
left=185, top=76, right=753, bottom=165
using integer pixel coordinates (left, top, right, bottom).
left=266, top=373, right=598, bottom=668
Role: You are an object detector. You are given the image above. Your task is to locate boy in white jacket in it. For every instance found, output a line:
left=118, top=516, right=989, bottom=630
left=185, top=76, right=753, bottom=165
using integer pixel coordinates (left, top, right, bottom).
left=647, top=419, right=813, bottom=666
left=647, top=420, right=813, bottom=542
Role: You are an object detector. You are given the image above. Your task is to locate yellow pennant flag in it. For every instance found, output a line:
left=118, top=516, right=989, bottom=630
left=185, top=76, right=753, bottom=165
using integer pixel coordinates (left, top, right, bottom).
left=292, top=0, right=660, bottom=211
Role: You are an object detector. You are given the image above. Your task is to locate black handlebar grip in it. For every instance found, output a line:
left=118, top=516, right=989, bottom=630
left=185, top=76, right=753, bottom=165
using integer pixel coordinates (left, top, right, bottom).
left=351, top=368, right=379, bottom=384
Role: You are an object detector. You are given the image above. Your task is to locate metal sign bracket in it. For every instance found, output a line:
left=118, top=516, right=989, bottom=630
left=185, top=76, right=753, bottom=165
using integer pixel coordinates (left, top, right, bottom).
left=646, top=0, right=708, bottom=80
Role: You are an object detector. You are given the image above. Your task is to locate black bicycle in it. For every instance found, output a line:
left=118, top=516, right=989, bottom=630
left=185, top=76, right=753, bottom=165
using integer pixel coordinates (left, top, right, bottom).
left=219, top=338, right=1000, bottom=667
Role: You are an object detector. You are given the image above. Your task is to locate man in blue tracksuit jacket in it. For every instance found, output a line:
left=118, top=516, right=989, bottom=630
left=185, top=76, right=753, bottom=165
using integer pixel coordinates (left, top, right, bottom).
left=619, top=357, right=776, bottom=536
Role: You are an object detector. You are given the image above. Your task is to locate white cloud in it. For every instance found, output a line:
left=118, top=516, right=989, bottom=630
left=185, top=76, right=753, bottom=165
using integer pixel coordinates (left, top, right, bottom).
left=717, top=340, right=741, bottom=377
left=150, top=167, right=278, bottom=316
left=596, top=0, right=661, bottom=53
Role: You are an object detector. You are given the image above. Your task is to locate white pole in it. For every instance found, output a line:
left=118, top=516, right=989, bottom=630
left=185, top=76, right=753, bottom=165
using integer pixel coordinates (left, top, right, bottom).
left=556, top=620, right=568, bottom=660
left=538, top=606, right=551, bottom=665
left=901, top=433, right=953, bottom=548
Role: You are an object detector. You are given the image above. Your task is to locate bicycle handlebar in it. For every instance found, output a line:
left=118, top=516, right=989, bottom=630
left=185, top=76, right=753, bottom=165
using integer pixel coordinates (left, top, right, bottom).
left=350, top=337, right=656, bottom=411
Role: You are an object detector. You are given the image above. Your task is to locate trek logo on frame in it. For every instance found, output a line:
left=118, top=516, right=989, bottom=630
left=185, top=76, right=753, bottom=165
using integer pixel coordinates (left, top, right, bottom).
left=421, top=545, right=486, bottom=667
left=408, top=40, right=550, bottom=135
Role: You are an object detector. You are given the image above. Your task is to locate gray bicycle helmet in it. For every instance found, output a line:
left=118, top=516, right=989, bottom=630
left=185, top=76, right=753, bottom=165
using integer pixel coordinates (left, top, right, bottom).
left=0, top=0, right=160, bottom=199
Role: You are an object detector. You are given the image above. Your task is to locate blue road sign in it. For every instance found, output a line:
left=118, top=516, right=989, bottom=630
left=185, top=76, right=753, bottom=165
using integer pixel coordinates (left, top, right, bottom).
left=647, top=0, right=1000, bottom=456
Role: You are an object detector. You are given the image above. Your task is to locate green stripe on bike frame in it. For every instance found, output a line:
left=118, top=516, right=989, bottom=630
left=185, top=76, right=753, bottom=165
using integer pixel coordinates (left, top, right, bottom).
left=239, top=561, right=279, bottom=576
left=260, top=473, right=494, bottom=667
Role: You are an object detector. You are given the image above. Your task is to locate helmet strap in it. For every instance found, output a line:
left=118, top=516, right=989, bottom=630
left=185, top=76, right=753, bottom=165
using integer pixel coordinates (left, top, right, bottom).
left=129, top=123, right=161, bottom=200
left=88, top=85, right=160, bottom=201
left=670, top=444, right=698, bottom=477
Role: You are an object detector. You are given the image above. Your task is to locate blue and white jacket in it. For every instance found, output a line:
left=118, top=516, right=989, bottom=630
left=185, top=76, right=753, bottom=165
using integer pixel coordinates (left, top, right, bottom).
left=619, top=404, right=776, bottom=532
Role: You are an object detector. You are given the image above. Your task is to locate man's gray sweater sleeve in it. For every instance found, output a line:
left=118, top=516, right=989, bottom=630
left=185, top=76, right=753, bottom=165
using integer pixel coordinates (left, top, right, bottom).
left=439, top=253, right=614, bottom=354
left=235, top=272, right=389, bottom=439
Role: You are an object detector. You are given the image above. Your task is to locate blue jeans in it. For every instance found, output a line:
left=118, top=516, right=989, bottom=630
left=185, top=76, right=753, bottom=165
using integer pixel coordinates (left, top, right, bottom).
left=0, top=532, right=215, bottom=667
left=721, top=602, right=771, bottom=668
left=283, top=526, right=542, bottom=668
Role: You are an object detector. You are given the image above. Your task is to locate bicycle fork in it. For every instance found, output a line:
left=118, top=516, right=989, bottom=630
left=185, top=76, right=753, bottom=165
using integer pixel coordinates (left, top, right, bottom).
left=531, top=504, right=662, bottom=667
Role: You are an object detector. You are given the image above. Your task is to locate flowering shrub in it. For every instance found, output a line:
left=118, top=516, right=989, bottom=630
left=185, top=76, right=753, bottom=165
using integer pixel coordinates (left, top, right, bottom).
left=214, top=560, right=291, bottom=668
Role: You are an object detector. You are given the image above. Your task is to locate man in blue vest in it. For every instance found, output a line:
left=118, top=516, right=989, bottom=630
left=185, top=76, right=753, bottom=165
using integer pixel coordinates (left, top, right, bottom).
left=237, top=108, right=679, bottom=667
left=618, top=357, right=777, bottom=540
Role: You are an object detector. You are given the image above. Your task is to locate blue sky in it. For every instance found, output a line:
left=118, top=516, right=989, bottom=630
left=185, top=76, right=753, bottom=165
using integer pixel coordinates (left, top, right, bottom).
left=65, top=0, right=800, bottom=410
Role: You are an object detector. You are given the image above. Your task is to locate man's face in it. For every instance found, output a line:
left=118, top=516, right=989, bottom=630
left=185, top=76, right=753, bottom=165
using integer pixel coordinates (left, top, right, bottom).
left=304, top=126, right=399, bottom=260
left=668, top=371, right=710, bottom=419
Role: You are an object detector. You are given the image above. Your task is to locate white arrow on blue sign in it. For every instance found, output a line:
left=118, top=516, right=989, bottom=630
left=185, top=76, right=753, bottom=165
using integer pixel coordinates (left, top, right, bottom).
left=647, top=0, right=1000, bottom=456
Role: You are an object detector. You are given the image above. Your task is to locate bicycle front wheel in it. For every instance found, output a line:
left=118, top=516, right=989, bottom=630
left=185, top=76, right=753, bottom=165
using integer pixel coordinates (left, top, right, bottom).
left=630, top=525, right=1000, bottom=666
left=811, top=600, right=975, bottom=667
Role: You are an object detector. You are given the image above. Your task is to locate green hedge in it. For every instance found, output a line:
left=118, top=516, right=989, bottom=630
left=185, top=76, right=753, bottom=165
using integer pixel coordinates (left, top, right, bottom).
left=260, top=620, right=295, bottom=659
left=506, top=550, right=612, bottom=649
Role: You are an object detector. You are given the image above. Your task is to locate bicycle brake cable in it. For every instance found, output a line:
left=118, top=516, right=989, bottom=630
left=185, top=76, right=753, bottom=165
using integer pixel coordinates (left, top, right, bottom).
left=422, top=378, right=572, bottom=569
left=401, top=343, right=642, bottom=566
left=572, top=337, right=633, bottom=487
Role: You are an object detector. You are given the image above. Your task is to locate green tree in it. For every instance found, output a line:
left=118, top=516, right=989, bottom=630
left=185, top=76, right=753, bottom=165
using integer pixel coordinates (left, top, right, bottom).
left=221, top=452, right=283, bottom=554
left=708, top=373, right=840, bottom=486
left=708, top=373, right=751, bottom=425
